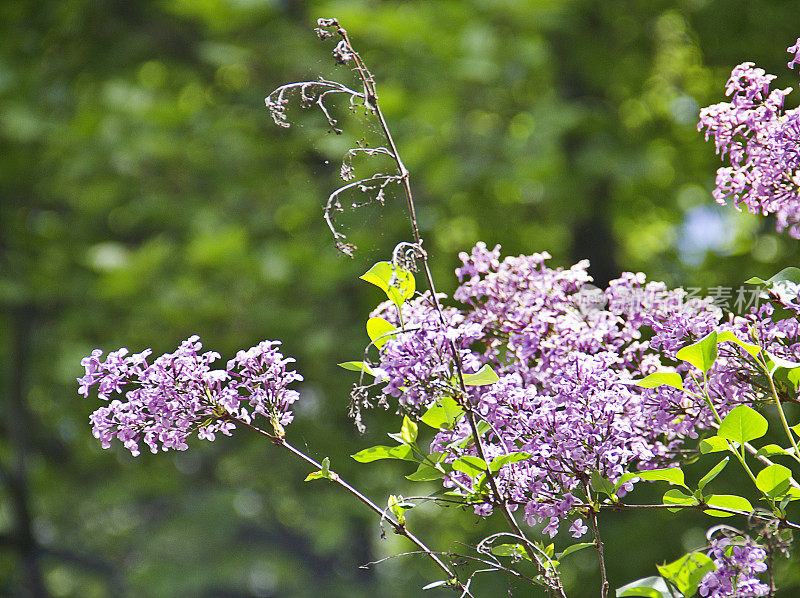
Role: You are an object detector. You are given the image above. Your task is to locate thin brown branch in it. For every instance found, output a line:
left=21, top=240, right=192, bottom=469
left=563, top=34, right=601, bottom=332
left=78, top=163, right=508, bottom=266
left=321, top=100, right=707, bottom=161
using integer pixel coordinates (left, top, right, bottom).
left=585, top=484, right=609, bottom=598
left=235, top=418, right=474, bottom=597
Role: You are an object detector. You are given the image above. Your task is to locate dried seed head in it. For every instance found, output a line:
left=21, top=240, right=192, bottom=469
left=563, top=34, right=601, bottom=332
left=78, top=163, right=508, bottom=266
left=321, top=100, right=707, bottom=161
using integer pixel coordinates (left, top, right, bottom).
left=333, top=40, right=354, bottom=64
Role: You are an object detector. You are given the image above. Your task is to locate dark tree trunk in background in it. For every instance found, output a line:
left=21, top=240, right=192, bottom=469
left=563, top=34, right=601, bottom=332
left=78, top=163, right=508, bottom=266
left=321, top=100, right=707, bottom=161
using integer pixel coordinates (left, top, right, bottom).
left=4, top=306, right=49, bottom=598
left=572, top=179, right=619, bottom=287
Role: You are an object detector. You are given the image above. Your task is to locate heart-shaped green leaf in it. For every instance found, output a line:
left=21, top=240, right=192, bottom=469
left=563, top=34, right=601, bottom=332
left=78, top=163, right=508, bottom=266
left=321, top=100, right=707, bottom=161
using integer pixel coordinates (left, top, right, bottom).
left=635, top=372, right=683, bottom=390
left=755, top=444, right=793, bottom=458
left=718, top=405, right=768, bottom=444
left=700, top=435, right=730, bottom=454
left=489, top=452, right=533, bottom=473
left=756, top=463, right=793, bottom=497
left=406, top=463, right=447, bottom=482
left=676, top=331, right=718, bottom=373
left=366, top=316, right=398, bottom=349
left=704, top=494, right=753, bottom=517
left=656, top=552, right=714, bottom=597
left=420, top=396, right=464, bottom=429
left=462, top=364, right=500, bottom=386
left=360, top=261, right=415, bottom=308
left=635, top=467, right=686, bottom=488
left=337, top=360, right=376, bottom=375
left=351, top=444, right=415, bottom=463
left=591, top=470, right=616, bottom=497
left=716, top=331, right=761, bottom=357
left=663, top=488, right=698, bottom=512
left=452, top=456, right=487, bottom=478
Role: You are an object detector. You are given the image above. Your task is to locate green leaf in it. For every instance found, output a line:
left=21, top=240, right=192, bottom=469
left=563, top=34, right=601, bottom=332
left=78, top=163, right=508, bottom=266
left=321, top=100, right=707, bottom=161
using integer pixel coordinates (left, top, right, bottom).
left=304, top=457, right=335, bottom=482
left=756, top=444, right=793, bottom=458
left=770, top=267, right=800, bottom=283
left=476, top=420, right=492, bottom=436
left=559, top=542, right=595, bottom=559
left=360, top=261, right=416, bottom=308
left=676, top=331, right=718, bottom=373
left=420, top=396, right=464, bottom=430
left=716, top=331, right=762, bottom=357
left=401, top=415, right=418, bottom=444
left=452, top=456, right=487, bottom=478
left=718, top=405, right=768, bottom=444
left=656, top=552, right=714, bottom=597
left=615, top=576, right=671, bottom=598
left=366, top=316, right=398, bottom=349
left=746, top=267, right=800, bottom=287
left=698, top=457, right=729, bottom=492
left=473, top=472, right=489, bottom=496
left=756, top=463, right=793, bottom=497
left=462, top=364, right=500, bottom=386
left=700, top=435, right=730, bottom=454
left=613, top=472, right=638, bottom=494
left=635, top=467, right=686, bottom=488
left=788, top=368, right=800, bottom=390
left=591, top=470, right=616, bottom=497
left=337, top=361, right=375, bottom=375
left=489, top=452, right=533, bottom=473
left=663, top=489, right=698, bottom=512
left=764, top=350, right=800, bottom=375
left=388, top=494, right=413, bottom=524
left=704, top=494, right=753, bottom=517
left=745, top=276, right=766, bottom=285
left=537, top=541, right=555, bottom=558
left=351, top=445, right=415, bottom=463
left=406, top=463, right=447, bottom=482
left=635, top=372, right=683, bottom=390
left=747, top=268, right=800, bottom=306
left=614, top=472, right=636, bottom=494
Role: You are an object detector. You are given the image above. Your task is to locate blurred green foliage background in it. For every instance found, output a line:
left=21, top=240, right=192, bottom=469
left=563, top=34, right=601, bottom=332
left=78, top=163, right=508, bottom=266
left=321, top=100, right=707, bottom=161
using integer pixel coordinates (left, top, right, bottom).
left=3, top=0, right=800, bottom=596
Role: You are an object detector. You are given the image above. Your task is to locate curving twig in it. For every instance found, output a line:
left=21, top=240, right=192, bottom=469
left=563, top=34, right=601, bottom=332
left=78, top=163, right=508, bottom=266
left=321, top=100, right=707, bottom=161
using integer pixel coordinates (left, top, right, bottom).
left=322, top=173, right=402, bottom=256
left=265, top=78, right=364, bottom=133
left=341, top=145, right=395, bottom=181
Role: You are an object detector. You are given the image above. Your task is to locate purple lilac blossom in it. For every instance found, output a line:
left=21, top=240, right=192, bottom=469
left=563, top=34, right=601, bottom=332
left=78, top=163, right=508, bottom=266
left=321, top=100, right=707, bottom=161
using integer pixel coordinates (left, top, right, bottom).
left=788, top=38, right=800, bottom=69
left=78, top=336, right=302, bottom=456
left=698, top=39, right=800, bottom=237
left=569, top=519, right=588, bottom=539
left=366, top=243, right=788, bottom=534
left=369, top=291, right=484, bottom=411
left=698, top=537, right=769, bottom=598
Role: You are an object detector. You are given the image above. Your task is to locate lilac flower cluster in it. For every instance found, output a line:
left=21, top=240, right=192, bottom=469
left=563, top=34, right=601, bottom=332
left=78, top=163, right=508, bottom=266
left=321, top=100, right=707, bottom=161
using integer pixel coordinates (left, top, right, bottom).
left=698, top=537, right=769, bottom=598
left=78, top=336, right=302, bottom=456
left=370, top=294, right=484, bottom=411
left=365, top=243, right=771, bottom=534
left=366, top=242, right=800, bottom=535
left=698, top=38, right=800, bottom=237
